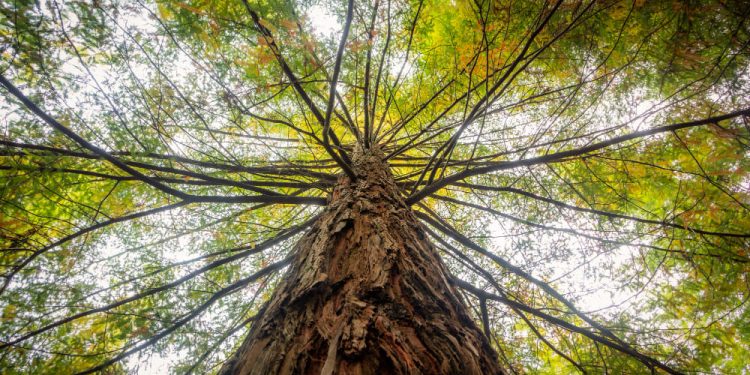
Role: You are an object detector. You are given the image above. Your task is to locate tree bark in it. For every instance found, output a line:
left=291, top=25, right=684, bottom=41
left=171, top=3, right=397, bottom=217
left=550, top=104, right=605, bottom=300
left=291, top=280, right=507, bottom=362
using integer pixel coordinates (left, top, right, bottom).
left=220, top=147, right=502, bottom=375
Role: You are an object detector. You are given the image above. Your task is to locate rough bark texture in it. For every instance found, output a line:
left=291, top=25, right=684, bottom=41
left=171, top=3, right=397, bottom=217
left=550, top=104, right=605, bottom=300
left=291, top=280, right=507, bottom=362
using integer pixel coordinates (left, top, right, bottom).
left=220, top=147, right=502, bottom=375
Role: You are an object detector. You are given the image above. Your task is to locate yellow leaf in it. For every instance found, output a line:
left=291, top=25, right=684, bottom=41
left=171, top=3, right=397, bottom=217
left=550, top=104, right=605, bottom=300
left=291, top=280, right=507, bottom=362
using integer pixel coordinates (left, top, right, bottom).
left=174, top=2, right=206, bottom=16
left=2, top=305, right=16, bottom=321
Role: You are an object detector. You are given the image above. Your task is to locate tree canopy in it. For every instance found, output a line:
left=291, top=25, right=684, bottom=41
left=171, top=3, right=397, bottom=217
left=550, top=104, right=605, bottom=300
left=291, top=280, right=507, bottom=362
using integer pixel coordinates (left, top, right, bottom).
left=1, top=0, right=750, bottom=373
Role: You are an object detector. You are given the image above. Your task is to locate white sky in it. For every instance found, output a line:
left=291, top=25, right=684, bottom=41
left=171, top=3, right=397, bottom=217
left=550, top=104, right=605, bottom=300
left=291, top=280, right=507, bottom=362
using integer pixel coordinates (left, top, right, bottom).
left=307, top=4, right=339, bottom=38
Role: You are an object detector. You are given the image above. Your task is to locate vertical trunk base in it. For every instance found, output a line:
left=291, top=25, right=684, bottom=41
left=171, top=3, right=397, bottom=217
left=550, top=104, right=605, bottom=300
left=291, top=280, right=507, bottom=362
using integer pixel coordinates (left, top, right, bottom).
left=221, top=148, right=502, bottom=375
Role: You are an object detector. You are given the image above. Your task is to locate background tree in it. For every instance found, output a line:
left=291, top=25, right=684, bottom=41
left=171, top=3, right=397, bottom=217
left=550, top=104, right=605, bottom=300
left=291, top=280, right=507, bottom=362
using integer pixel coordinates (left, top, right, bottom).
left=1, top=0, right=749, bottom=373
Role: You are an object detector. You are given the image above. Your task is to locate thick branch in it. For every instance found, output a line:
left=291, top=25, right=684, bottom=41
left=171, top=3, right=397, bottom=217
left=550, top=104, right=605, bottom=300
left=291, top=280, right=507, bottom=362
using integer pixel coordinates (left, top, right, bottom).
left=448, top=182, right=750, bottom=238
left=452, top=278, right=683, bottom=375
left=0, top=216, right=315, bottom=349
left=408, top=109, right=750, bottom=203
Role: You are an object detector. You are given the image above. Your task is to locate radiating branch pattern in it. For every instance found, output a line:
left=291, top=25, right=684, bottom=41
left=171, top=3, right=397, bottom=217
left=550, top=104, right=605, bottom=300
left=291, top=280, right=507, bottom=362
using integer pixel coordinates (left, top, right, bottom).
left=1, top=0, right=749, bottom=373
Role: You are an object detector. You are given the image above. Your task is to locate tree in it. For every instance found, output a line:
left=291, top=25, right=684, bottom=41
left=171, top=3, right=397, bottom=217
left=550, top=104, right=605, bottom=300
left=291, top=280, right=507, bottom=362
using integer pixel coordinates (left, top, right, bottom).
left=1, top=0, right=749, bottom=373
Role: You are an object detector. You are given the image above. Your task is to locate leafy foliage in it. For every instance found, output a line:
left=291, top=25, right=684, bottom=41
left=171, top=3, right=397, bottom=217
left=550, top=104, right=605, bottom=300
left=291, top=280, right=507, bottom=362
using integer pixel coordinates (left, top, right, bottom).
left=1, top=0, right=750, bottom=373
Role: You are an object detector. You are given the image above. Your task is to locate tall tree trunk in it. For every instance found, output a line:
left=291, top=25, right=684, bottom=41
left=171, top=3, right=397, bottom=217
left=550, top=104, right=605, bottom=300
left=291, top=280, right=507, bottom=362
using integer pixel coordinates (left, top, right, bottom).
left=220, top=147, right=502, bottom=375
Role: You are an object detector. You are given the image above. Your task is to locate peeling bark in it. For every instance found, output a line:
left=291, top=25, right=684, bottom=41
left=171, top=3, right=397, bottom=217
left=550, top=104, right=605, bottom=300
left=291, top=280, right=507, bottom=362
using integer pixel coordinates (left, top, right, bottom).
left=220, top=147, right=502, bottom=375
